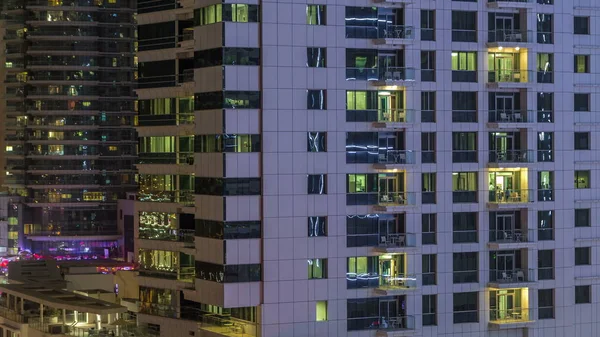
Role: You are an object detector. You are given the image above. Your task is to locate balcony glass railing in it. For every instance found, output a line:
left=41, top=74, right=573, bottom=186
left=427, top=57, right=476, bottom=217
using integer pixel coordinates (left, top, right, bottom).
left=138, top=190, right=194, bottom=206
left=490, top=308, right=533, bottom=323
left=489, top=229, right=535, bottom=243
left=453, top=191, right=477, bottom=203
left=378, top=233, right=417, bottom=248
left=488, top=189, right=533, bottom=203
left=139, top=266, right=195, bottom=281
left=378, top=192, right=415, bottom=206
left=488, top=150, right=534, bottom=163
left=488, top=29, right=533, bottom=43
left=378, top=109, right=415, bottom=123
left=379, top=274, right=417, bottom=289
left=380, top=25, right=415, bottom=39
left=377, top=150, right=416, bottom=165
left=139, top=227, right=195, bottom=244
left=488, top=110, right=534, bottom=123
left=345, top=67, right=416, bottom=82
left=488, top=70, right=532, bottom=83
left=452, top=150, right=477, bottom=163
left=489, top=268, right=535, bottom=283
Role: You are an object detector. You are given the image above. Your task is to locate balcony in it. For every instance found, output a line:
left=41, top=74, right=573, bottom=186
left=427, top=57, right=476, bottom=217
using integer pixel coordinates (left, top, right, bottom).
left=373, top=233, right=417, bottom=253
left=373, top=0, right=413, bottom=5
left=487, top=29, right=533, bottom=47
left=374, top=192, right=416, bottom=212
left=487, top=110, right=534, bottom=127
left=488, top=229, right=536, bottom=249
left=487, top=70, right=532, bottom=88
left=487, top=0, right=533, bottom=9
left=373, top=25, right=415, bottom=46
left=199, top=314, right=258, bottom=337
left=489, top=308, right=534, bottom=328
left=488, top=189, right=533, bottom=207
left=138, top=267, right=195, bottom=282
left=374, top=274, right=417, bottom=295
left=139, top=227, right=195, bottom=247
left=374, top=150, right=416, bottom=169
left=372, top=109, right=416, bottom=129
left=138, top=190, right=194, bottom=206
left=345, top=67, right=415, bottom=85
left=488, top=268, right=536, bottom=288
left=488, top=150, right=534, bottom=166
left=376, top=315, right=415, bottom=335
left=453, top=191, right=477, bottom=203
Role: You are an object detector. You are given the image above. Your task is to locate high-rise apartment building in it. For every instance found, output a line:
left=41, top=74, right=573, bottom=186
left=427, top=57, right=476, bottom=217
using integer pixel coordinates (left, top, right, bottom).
left=134, top=0, right=600, bottom=336
left=0, top=0, right=137, bottom=257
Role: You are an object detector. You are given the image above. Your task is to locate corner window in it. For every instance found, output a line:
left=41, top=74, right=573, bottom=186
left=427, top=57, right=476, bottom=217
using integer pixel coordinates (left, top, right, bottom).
left=307, top=47, right=326, bottom=67
left=574, top=55, right=590, bottom=73
left=308, top=216, right=327, bottom=237
left=307, top=90, right=327, bottom=109
left=307, top=5, right=326, bottom=25
left=307, top=174, right=327, bottom=194
left=575, top=170, right=590, bottom=189
left=574, top=132, right=590, bottom=150
left=574, top=16, right=590, bottom=35
left=575, top=247, right=591, bottom=265
left=308, top=258, right=328, bottom=279
left=307, top=132, right=327, bottom=152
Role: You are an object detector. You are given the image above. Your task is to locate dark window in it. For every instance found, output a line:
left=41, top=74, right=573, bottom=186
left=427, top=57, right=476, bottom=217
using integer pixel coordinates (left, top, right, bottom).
left=575, top=132, right=590, bottom=150
left=574, top=55, right=590, bottom=73
left=453, top=292, right=478, bottom=323
left=537, top=92, right=553, bottom=123
left=452, top=11, right=477, bottom=42
left=538, top=0, right=553, bottom=3
left=575, top=247, right=591, bottom=265
left=422, top=213, right=436, bottom=245
left=538, top=289, right=554, bottom=319
left=422, top=295, right=437, bottom=326
left=452, top=92, right=477, bottom=123
left=453, top=252, right=478, bottom=283
left=194, top=48, right=260, bottom=68
left=421, top=10, right=435, bottom=41
left=307, top=5, right=326, bottom=25
left=195, top=134, right=261, bottom=153
left=195, top=220, right=261, bottom=239
left=347, top=298, right=380, bottom=330
left=422, top=254, right=436, bottom=285
left=538, top=210, right=554, bottom=240
left=576, top=285, right=591, bottom=304
left=538, top=250, right=554, bottom=280
left=575, top=93, right=590, bottom=111
left=308, top=216, right=327, bottom=237
left=575, top=209, right=591, bottom=227
left=308, top=174, right=327, bottom=194
left=194, top=177, right=261, bottom=195
left=307, top=132, right=327, bottom=152
left=537, top=53, right=554, bottom=83
left=139, top=22, right=176, bottom=51
left=194, top=91, right=261, bottom=110
left=347, top=214, right=401, bottom=247
left=307, top=90, right=327, bottom=109
left=537, top=132, right=553, bottom=162
left=421, top=51, right=435, bottom=82
left=307, top=47, right=327, bottom=67
left=195, top=261, right=261, bottom=283
left=452, top=212, right=477, bottom=243
left=452, top=132, right=477, bottom=163
left=308, top=258, right=328, bottom=278
left=421, top=132, right=436, bottom=163
left=574, top=16, right=590, bottom=35
left=138, top=60, right=176, bottom=88
left=537, top=14, right=553, bottom=44
left=421, top=91, right=436, bottom=122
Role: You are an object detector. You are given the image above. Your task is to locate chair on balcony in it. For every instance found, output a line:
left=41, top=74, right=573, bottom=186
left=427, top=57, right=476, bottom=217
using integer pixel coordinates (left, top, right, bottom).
left=500, top=112, right=509, bottom=122
left=503, top=231, right=513, bottom=242
left=515, top=270, right=525, bottom=282
left=397, top=235, right=405, bottom=247
left=502, top=272, right=512, bottom=282
left=513, top=112, right=522, bottom=122
left=384, top=71, right=393, bottom=81
left=380, top=236, right=387, bottom=246
left=393, top=71, right=403, bottom=81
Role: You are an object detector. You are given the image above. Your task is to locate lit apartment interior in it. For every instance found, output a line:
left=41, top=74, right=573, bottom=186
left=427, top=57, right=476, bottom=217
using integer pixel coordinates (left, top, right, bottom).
left=489, top=288, right=532, bottom=324
left=346, top=254, right=414, bottom=291
left=488, top=168, right=529, bottom=203
left=346, top=90, right=408, bottom=123
left=488, top=48, right=529, bottom=83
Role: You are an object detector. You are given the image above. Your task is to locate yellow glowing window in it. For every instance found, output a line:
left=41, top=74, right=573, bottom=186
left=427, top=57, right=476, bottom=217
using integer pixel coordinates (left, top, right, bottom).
left=6, top=146, right=13, bottom=152
left=108, top=0, right=116, bottom=3
left=82, top=101, right=91, bottom=107
left=108, top=146, right=118, bottom=151
left=83, top=192, right=104, bottom=201
left=61, top=194, right=72, bottom=199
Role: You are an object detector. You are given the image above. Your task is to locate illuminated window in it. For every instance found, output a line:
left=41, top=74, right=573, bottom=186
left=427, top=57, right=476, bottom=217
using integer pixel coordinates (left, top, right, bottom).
left=6, top=146, right=13, bottom=152
left=108, top=146, right=118, bottom=151
left=316, top=301, right=328, bottom=321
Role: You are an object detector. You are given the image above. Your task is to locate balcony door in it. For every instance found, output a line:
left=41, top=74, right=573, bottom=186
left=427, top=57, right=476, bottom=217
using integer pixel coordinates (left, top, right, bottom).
left=379, top=215, right=399, bottom=238
left=496, top=95, right=514, bottom=113
left=379, top=255, right=406, bottom=285
left=497, top=290, right=515, bottom=319
left=379, top=297, right=400, bottom=324
left=378, top=133, right=398, bottom=157
left=495, top=252, right=516, bottom=272
left=496, top=213, right=515, bottom=233
left=495, top=15, right=515, bottom=34
left=492, top=133, right=515, bottom=154
left=378, top=52, right=399, bottom=72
